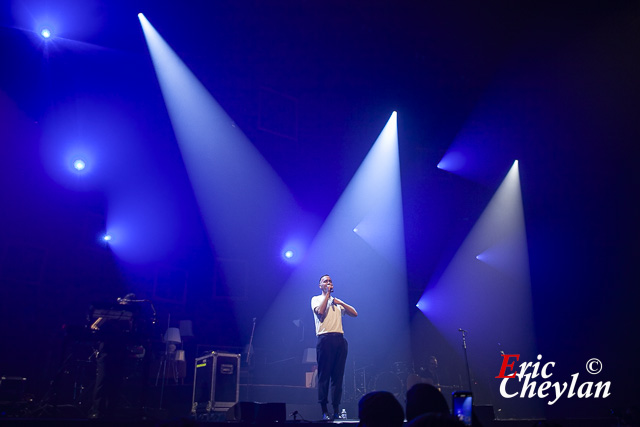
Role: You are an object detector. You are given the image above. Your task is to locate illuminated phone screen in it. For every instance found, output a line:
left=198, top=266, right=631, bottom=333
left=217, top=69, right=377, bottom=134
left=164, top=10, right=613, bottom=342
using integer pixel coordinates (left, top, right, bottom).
left=452, top=392, right=472, bottom=426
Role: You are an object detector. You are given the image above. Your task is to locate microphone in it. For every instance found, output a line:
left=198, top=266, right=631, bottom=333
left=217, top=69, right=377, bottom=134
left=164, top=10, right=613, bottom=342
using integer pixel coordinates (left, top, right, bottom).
left=458, top=328, right=468, bottom=332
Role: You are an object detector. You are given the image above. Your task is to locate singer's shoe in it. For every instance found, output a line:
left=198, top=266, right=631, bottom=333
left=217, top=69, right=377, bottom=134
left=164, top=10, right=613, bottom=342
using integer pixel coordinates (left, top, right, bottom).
left=322, top=412, right=333, bottom=421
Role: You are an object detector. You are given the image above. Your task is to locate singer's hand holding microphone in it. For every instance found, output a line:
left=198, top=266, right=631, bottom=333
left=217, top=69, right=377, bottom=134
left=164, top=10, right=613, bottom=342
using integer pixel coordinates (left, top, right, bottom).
left=328, top=284, right=344, bottom=306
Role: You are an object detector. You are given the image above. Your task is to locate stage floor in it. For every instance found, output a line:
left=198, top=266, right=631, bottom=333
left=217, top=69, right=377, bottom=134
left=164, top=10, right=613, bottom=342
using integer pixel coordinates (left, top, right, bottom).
left=0, top=384, right=622, bottom=426
left=0, top=417, right=621, bottom=427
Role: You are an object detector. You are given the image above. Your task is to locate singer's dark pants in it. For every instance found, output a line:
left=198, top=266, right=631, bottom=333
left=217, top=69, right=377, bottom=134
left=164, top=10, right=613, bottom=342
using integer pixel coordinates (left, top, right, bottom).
left=316, top=333, right=348, bottom=411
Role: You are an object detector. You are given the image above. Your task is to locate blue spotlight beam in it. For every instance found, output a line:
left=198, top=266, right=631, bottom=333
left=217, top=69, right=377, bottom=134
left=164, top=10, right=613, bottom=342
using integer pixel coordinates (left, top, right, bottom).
left=139, top=14, right=295, bottom=256
left=419, top=160, right=531, bottom=319
left=139, top=14, right=304, bottom=286
left=339, top=112, right=406, bottom=272
left=257, top=112, right=411, bottom=370
left=418, top=160, right=539, bottom=416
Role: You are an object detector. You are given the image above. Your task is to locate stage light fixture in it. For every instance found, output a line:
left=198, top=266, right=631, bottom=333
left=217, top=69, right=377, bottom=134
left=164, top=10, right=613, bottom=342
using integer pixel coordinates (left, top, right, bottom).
left=73, top=159, right=86, bottom=171
left=103, top=234, right=112, bottom=242
left=40, top=28, right=51, bottom=39
left=416, top=298, right=429, bottom=313
left=437, top=151, right=466, bottom=173
left=284, top=250, right=294, bottom=259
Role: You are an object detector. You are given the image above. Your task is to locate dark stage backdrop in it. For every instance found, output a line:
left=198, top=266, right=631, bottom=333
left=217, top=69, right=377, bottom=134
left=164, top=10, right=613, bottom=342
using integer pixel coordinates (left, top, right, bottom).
left=0, top=0, right=638, bottom=421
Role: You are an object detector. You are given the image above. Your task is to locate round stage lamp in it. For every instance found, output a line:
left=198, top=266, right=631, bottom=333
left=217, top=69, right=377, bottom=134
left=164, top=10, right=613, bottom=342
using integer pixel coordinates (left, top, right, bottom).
left=73, top=159, right=86, bottom=171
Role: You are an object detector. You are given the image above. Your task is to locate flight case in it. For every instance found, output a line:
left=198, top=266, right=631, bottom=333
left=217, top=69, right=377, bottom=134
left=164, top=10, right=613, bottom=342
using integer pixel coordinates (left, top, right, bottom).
left=191, top=351, right=240, bottom=414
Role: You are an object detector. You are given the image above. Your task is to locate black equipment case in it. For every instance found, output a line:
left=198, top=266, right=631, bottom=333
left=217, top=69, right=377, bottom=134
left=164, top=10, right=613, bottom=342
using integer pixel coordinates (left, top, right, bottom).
left=191, top=351, right=240, bottom=414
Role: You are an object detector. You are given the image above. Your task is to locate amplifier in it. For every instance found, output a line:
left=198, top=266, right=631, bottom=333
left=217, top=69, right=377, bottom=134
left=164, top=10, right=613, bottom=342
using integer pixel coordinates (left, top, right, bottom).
left=191, top=351, right=240, bottom=413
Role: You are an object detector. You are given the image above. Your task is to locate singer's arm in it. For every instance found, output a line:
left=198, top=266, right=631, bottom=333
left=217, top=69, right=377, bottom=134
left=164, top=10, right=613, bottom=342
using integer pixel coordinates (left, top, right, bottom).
left=315, top=291, right=332, bottom=317
left=334, top=298, right=358, bottom=317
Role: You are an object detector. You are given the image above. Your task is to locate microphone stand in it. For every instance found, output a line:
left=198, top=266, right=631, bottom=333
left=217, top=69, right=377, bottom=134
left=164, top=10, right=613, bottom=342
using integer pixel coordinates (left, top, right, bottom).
left=245, top=318, right=257, bottom=400
left=247, top=318, right=256, bottom=366
left=157, top=314, right=171, bottom=410
left=459, top=328, right=473, bottom=392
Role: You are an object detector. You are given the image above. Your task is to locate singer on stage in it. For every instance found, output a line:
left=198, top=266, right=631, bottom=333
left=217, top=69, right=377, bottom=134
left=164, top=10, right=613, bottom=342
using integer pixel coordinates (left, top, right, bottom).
left=311, top=274, right=358, bottom=420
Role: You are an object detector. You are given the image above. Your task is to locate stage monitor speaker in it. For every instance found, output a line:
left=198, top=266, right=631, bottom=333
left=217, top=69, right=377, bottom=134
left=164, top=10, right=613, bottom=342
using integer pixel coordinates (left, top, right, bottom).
left=226, top=401, right=286, bottom=423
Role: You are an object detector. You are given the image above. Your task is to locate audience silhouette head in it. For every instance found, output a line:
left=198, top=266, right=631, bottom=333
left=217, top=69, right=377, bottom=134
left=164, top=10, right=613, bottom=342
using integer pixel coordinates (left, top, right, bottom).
left=406, top=383, right=450, bottom=422
left=358, top=391, right=405, bottom=427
